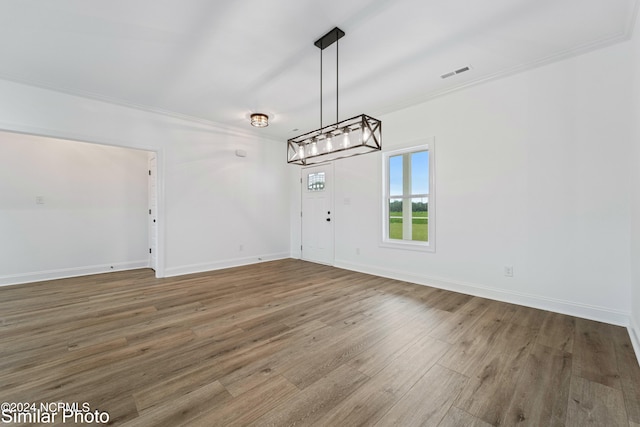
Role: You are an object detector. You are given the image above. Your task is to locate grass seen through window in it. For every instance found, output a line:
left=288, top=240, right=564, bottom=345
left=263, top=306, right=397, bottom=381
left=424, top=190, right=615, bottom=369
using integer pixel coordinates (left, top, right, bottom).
left=389, top=201, right=428, bottom=241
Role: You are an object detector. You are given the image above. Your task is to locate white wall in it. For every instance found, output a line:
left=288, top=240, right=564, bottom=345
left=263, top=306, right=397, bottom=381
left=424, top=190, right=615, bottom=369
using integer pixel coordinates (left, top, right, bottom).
left=630, top=14, right=640, bottom=353
left=292, top=41, right=634, bottom=325
left=0, top=132, right=149, bottom=284
left=162, top=123, right=291, bottom=276
left=0, top=80, right=290, bottom=282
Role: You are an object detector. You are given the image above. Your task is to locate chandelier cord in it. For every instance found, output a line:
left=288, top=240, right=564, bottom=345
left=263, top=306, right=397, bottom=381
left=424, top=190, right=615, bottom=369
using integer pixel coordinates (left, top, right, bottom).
left=336, top=35, right=339, bottom=125
left=320, top=30, right=340, bottom=131
left=320, top=46, right=323, bottom=129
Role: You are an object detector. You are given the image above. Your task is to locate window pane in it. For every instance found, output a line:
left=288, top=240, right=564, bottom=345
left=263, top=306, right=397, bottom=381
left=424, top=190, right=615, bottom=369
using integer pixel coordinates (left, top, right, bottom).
left=388, top=198, right=403, bottom=240
left=412, top=197, right=428, bottom=242
left=389, top=155, right=403, bottom=196
left=382, top=145, right=434, bottom=250
left=307, top=172, right=325, bottom=191
left=411, top=151, right=429, bottom=195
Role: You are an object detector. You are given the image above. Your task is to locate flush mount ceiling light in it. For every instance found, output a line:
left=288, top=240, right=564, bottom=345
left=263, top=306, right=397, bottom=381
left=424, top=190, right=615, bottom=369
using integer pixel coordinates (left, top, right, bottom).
left=287, top=27, right=381, bottom=165
left=250, top=113, right=269, bottom=128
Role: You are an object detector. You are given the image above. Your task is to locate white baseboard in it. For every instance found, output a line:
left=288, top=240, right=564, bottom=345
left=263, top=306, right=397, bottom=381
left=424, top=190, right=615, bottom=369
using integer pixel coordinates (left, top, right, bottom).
left=629, top=316, right=640, bottom=367
left=163, top=252, right=290, bottom=278
left=0, top=260, right=150, bottom=287
left=334, top=260, right=630, bottom=327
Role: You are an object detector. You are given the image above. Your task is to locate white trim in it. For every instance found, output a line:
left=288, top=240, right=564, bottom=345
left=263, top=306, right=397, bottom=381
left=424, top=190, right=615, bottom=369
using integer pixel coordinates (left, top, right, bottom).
left=625, top=0, right=640, bottom=38
left=381, top=138, right=435, bottom=252
left=0, top=75, right=285, bottom=144
left=148, top=153, right=158, bottom=272
left=0, top=122, right=159, bottom=153
left=629, top=316, right=640, bottom=367
left=154, top=148, right=166, bottom=278
left=379, top=240, right=433, bottom=252
left=334, top=259, right=630, bottom=327
left=374, top=27, right=637, bottom=118
left=0, top=260, right=150, bottom=287
left=163, top=252, right=290, bottom=278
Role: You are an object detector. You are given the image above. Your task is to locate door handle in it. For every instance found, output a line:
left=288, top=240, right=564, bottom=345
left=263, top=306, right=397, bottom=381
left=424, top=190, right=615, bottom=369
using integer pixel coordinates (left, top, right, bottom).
left=326, top=218, right=331, bottom=222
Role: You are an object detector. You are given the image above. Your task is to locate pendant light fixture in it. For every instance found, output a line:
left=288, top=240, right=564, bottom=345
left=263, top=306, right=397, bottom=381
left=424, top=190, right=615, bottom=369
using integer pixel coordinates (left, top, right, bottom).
left=287, top=27, right=381, bottom=165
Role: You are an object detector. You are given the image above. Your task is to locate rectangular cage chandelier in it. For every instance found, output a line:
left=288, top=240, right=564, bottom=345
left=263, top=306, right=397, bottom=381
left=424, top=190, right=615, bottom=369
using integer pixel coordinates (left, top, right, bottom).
left=287, top=27, right=382, bottom=165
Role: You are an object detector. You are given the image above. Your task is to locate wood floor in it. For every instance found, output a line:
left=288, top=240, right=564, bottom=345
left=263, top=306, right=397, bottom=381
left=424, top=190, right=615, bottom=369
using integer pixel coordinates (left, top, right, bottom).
left=1, top=259, right=639, bottom=426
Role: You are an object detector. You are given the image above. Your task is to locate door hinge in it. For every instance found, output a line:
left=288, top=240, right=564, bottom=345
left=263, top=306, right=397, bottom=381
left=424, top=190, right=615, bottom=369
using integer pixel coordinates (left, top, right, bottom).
left=149, top=248, right=152, bottom=254
left=149, top=170, right=151, bottom=176
left=149, top=209, right=152, bottom=215
left=300, top=245, right=302, bottom=251
left=300, top=211, right=303, bottom=217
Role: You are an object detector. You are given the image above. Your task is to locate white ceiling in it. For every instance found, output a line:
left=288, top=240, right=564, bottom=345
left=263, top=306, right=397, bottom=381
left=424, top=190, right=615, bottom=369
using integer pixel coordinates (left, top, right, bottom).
left=0, top=0, right=636, bottom=141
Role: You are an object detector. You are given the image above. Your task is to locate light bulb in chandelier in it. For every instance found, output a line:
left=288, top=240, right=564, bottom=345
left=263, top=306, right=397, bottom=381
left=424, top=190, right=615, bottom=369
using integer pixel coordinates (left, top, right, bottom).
left=362, top=126, right=370, bottom=144
left=342, top=130, right=350, bottom=148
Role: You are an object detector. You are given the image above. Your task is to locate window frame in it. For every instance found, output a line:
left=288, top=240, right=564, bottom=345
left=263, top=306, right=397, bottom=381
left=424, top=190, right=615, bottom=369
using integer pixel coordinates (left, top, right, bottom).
left=381, top=139, right=435, bottom=252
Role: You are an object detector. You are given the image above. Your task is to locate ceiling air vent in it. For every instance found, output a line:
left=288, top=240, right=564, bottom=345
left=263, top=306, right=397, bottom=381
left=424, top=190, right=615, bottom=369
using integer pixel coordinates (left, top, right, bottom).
left=441, top=65, right=472, bottom=79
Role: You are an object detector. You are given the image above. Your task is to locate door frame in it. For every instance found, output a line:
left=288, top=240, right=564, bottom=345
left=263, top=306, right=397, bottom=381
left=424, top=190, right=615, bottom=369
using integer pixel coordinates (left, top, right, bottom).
left=148, top=153, right=158, bottom=272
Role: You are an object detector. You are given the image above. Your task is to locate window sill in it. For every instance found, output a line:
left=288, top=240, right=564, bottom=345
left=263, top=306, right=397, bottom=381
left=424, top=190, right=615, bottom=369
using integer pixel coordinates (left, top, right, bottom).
left=380, top=239, right=435, bottom=253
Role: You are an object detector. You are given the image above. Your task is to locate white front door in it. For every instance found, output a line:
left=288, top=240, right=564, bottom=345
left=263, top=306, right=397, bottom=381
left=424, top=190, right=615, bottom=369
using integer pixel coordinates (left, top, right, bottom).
left=301, top=164, right=334, bottom=265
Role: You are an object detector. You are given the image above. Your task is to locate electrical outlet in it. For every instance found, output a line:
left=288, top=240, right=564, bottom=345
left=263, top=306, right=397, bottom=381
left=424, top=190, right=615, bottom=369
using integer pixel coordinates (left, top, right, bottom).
left=504, top=266, right=513, bottom=277
left=239, top=244, right=244, bottom=252
left=356, top=247, right=360, bottom=255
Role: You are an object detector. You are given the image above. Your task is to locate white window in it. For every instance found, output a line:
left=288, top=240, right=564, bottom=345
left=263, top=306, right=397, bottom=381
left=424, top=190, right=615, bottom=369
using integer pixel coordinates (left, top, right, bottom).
left=307, top=172, right=326, bottom=191
left=382, top=140, right=435, bottom=251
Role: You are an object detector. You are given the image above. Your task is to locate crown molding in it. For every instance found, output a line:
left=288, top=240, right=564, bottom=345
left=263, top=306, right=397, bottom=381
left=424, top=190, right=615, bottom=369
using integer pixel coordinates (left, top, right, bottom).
left=0, top=73, right=284, bottom=144
left=625, top=0, right=640, bottom=38
left=1, top=0, right=637, bottom=142
left=375, top=28, right=634, bottom=118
